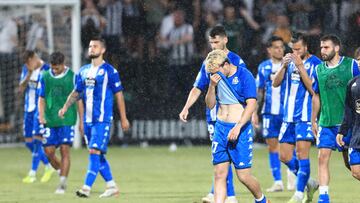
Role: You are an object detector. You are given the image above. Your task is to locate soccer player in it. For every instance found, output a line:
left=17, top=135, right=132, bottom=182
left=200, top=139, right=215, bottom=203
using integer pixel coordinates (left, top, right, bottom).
left=19, top=50, right=54, bottom=183
left=272, top=33, right=320, bottom=203
left=205, top=49, right=269, bottom=203
left=59, top=37, right=130, bottom=198
left=253, top=36, right=287, bottom=192
left=38, top=51, right=79, bottom=194
left=310, top=35, right=359, bottom=202
left=179, top=25, right=243, bottom=203
left=336, top=75, right=360, bottom=181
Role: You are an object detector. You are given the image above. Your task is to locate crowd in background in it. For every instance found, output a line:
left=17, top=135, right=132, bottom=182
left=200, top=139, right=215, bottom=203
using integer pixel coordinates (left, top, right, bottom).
left=0, top=0, right=359, bottom=135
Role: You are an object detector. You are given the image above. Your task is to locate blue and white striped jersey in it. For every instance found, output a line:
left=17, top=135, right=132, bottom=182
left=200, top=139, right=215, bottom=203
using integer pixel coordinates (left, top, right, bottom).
left=20, top=63, right=50, bottom=112
left=193, top=51, right=244, bottom=122
left=256, top=59, right=285, bottom=116
left=75, top=62, right=123, bottom=123
left=283, top=55, right=321, bottom=122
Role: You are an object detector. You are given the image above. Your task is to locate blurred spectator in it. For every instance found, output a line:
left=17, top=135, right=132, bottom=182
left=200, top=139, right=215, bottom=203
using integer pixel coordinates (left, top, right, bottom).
left=273, top=15, right=292, bottom=44
left=286, top=0, right=314, bottom=32
left=122, top=0, right=146, bottom=59
left=102, top=0, right=123, bottom=67
left=345, top=10, right=360, bottom=55
left=0, top=7, right=18, bottom=130
left=25, top=13, right=47, bottom=54
left=158, top=2, right=176, bottom=49
left=202, top=11, right=219, bottom=55
left=202, top=0, right=223, bottom=16
left=165, top=9, right=194, bottom=118
left=222, top=4, right=244, bottom=55
left=143, top=0, right=168, bottom=59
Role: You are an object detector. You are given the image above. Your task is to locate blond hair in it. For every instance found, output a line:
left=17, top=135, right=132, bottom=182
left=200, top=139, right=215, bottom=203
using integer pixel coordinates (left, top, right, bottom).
left=205, top=49, right=228, bottom=73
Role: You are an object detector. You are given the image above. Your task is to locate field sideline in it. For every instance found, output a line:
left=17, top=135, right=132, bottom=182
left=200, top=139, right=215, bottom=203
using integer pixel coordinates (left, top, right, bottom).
left=0, top=145, right=359, bottom=203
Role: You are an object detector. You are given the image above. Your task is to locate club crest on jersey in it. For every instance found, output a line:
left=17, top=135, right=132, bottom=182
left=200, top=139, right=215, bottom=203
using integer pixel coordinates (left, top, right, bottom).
left=232, top=77, right=239, bottom=84
left=304, top=63, right=311, bottom=70
left=98, top=69, right=104, bottom=76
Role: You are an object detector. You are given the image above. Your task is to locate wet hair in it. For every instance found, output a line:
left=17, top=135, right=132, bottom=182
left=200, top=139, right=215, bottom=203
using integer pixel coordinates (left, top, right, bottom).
left=22, top=50, right=36, bottom=64
left=209, top=25, right=227, bottom=38
left=266, top=36, right=284, bottom=48
left=205, top=49, right=228, bottom=73
left=320, top=34, right=341, bottom=47
left=50, top=51, right=65, bottom=65
left=291, top=32, right=308, bottom=46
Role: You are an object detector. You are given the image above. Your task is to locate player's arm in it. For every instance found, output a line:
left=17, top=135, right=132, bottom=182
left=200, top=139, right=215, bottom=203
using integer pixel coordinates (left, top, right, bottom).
left=115, top=91, right=130, bottom=131
left=273, top=54, right=291, bottom=87
left=205, top=74, right=220, bottom=109
left=76, top=99, right=84, bottom=137
left=38, top=97, right=46, bottom=124
left=19, top=68, right=33, bottom=94
left=252, top=88, right=264, bottom=128
left=337, top=79, right=356, bottom=146
left=179, top=87, right=202, bottom=122
left=58, top=90, right=79, bottom=118
left=311, top=93, right=320, bottom=137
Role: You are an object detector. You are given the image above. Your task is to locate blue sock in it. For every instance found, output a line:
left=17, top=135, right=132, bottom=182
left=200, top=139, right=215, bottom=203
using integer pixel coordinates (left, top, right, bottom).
left=269, top=152, right=282, bottom=181
left=25, top=142, right=34, bottom=152
left=99, top=154, right=113, bottom=182
left=255, top=194, right=267, bottom=203
left=31, top=139, right=43, bottom=171
left=226, top=165, right=235, bottom=196
left=84, top=154, right=100, bottom=187
left=297, top=159, right=310, bottom=192
left=284, top=156, right=299, bottom=175
left=33, top=139, right=49, bottom=165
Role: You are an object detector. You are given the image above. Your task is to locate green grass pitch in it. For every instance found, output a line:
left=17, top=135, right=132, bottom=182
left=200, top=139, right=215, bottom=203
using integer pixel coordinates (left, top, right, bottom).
left=0, top=146, right=359, bottom=203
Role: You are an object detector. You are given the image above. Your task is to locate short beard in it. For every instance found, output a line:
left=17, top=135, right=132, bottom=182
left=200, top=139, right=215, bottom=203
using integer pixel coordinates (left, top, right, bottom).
left=322, top=50, right=336, bottom=61
left=89, top=53, right=101, bottom=59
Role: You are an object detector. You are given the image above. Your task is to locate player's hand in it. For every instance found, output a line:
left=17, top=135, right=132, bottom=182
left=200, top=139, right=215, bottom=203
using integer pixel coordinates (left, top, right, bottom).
left=336, top=133, right=345, bottom=147
left=282, top=53, right=292, bottom=66
left=291, top=54, right=303, bottom=67
left=209, top=74, right=221, bottom=87
left=251, top=113, right=260, bottom=129
left=179, top=108, right=189, bottom=122
left=312, top=122, right=319, bottom=138
left=228, top=124, right=241, bottom=141
left=58, top=107, right=67, bottom=119
left=121, top=118, right=130, bottom=132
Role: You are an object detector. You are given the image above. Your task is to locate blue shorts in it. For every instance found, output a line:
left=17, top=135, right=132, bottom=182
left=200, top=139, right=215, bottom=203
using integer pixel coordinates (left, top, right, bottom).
left=42, top=126, right=74, bottom=147
left=317, top=126, right=352, bottom=151
left=207, top=121, right=216, bottom=141
left=262, top=114, right=282, bottom=139
left=84, top=122, right=111, bottom=153
left=23, top=111, right=43, bottom=138
left=279, top=121, right=314, bottom=144
left=212, top=120, right=253, bottom=169
left=349, top=148, right=360, bottom=166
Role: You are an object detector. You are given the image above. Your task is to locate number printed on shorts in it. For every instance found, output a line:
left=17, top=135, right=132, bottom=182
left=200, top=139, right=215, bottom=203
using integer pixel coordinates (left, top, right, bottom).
left=212, top=141, right=219, bottom=153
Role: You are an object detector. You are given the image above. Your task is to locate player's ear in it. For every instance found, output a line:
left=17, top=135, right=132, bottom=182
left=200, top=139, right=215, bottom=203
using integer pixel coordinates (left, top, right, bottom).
left=335, top=45, right=340, bottom=53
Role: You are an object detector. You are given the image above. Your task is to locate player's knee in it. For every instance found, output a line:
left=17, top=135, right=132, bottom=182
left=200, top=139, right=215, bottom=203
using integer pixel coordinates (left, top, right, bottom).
left=351, top=169, right=360, bottom=180
left=279, top=153, right=291, bottom=163
left=214, top=168, right=227, bottom=180
left=236, top=171, right=250, bottom=183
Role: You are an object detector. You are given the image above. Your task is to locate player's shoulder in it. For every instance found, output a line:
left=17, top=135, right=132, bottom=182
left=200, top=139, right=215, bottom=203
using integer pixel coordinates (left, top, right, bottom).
left=258, top=59, right=272, bottom=70
left=101, top=62, right=119, bottom=74
left=42, top=63, right=50, bottom=71
left=237, top=66, right=254, bottom=79
left=309, top=55, right=322, bottom=64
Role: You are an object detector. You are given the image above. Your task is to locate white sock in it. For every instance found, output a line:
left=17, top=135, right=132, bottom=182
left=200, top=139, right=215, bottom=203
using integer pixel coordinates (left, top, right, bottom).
left=295, top=191, right=304, bottom=199
left=29, top=170, right=36, bottom=177
left=255, top=194, right=265, bottom=202
left=56, top=169, right=61, bottom=176
left=60, top=176, right=67, bottom=185
left=45, top=164, right=52, bottom=169
left=319, top=186, right=329, bottom=195
left=275, top=180, right=283, bottom=185
left=83, top=185, right=91, bottom=191
left=106, top=180, right=116, bottom=188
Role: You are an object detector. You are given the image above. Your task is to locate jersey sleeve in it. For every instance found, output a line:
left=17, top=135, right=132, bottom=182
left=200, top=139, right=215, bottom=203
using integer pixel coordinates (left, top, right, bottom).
left=352, top=59, right=360, bottom=77
left=241, top=69, right=257, bottom=100
left=256, top=64, right=265, bottom=89
left=193, top=64, right=209, bottom=91
left=74, top=72, right=84, bottom=93
left=312, top=65, right=319, bottom=94
left=339, top=78, right=356, bottom=135
left=38, top=74, right=46, bottom=98
left=109, top=68, right=124, bottom=93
